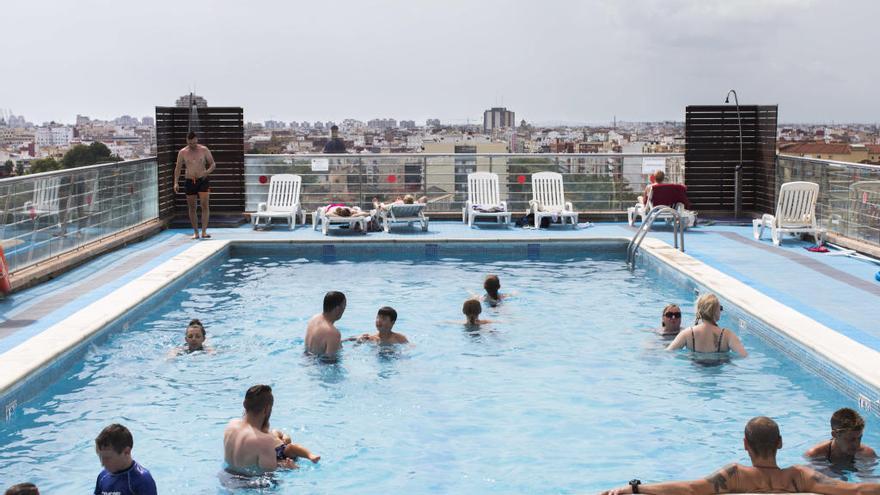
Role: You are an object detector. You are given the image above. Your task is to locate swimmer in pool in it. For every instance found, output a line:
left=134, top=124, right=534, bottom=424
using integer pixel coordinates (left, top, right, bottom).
left=224, top=385, right=305, bottom=475
left=346, top=306, right=409, bottom=345
left=481, top=274, right=508, bottom=307
left=168, top=319, right=212, bottom=356
left=305, top=291, right=346, bottom=359
left=666, top=293, right=747, bottom=357
left=655, top=304, right=683, bottom=337
left=463, top=298, right=494, bottom=326
left=805, top=408, right=876, bottom=464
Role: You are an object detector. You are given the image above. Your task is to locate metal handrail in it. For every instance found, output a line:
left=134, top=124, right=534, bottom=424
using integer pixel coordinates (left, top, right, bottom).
left=627, top=206, right=685, bottom=268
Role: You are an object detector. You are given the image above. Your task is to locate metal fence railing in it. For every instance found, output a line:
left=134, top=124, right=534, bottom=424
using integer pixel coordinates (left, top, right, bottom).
left=244, top=153, right=685, bottom=215
left=0, top=158, right=159, bottom=273
left=777, top=155, right=880, bottom=245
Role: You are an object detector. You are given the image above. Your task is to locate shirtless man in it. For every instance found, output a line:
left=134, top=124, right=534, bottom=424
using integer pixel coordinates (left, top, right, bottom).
left=601, top=416, right=880, bottom=495
left=304, top=291, right=346, bottom=359
left=223, top=385, right=292, bottom=476
left=346, top=306, right=409, bottom=345
left=805, top=408, right=877, bottom=464
left=173, top=131, right=216, bottom=239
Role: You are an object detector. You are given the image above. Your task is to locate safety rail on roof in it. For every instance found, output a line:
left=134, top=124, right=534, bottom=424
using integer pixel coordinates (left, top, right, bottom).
left=244, top=153, right=685, bottom=215
left=0, top=158, right=159, bottom=273
left=627, top=206, right=685, bottom=268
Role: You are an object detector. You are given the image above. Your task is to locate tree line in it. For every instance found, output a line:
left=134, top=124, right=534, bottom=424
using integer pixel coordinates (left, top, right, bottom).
left=2, top=142, right=122, bottom=177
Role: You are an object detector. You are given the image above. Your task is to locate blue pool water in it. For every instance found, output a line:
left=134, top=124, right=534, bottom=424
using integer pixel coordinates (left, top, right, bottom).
left=0, top=243, right=877, bottom=493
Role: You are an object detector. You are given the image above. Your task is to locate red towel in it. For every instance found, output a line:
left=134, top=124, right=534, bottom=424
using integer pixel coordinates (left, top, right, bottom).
left=805, top=245, right=829, bottom=253
left=650, top=184, right=691, bottom=209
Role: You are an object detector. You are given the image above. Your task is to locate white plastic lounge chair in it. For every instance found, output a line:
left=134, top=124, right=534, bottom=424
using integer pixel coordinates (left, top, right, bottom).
left=529, top=172, right=578, bottom=228
left=21, top=176, right=61, bottom=226
left=753, top=181, right=824, bottom=246
left=252, top=174, right=305, bottom=230
left=376, top=203, right=429, bottom=232
left=462, top=172, right=511, bottom=227
left=628, top=185, right=696, bottom=228
left=313, top=206, right=371, bottom=235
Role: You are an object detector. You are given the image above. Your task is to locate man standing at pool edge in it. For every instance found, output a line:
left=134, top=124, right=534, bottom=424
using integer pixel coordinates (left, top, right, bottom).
left=173, top=131, right=216, bottom=240
left=601, top=416, right=880, bottom=495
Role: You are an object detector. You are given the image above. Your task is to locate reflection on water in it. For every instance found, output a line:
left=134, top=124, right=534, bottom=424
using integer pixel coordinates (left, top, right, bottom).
left=810, top=456, right=880, bottom=482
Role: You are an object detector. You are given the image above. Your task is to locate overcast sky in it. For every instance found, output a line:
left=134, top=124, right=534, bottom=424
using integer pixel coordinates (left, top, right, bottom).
left=3, top=0, right=878, bottom=125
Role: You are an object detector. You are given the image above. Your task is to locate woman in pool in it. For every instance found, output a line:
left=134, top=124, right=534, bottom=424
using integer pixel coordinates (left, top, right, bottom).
left=656, top=303, right=683, bottom=337
left=170, top=319, right=212, bottom=355
left=463, top=298, right=494, bottom=326
left=665, top=294, right=747, bottom=357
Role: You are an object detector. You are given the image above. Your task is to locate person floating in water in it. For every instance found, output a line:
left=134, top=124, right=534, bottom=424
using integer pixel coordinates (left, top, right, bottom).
left=305, top=291, right=346, bottom=360
left=224, top=385, right=319, bottom=476
left=462, top=298, right=494, bottom=326
left=346, top=306, right=409, bottom=344
left=94, top=423, right=157, bottom=495
left=805, top=407, right=876, bottom=464
left=601, top=416, right=880, bottom=495
left=666, top=293, right=747, bottom=357
left=173, top=131, right=216, bottom=240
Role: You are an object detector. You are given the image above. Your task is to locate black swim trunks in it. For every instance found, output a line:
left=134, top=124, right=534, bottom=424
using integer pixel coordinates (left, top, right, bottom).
left=275, top=444, right=288, bottom=460
left=185, top=176, right=211, bottom=195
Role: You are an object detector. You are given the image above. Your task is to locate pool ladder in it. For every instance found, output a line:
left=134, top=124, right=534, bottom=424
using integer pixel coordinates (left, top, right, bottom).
left=627, top=206, right=685, bottom=268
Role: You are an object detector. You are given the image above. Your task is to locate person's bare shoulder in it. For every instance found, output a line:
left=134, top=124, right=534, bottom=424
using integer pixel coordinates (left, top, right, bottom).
left=860, top=444, right=877, bottom=457
left=804, top=440, right=830, bottom=458
left=394, top=333, right=409, bottom=344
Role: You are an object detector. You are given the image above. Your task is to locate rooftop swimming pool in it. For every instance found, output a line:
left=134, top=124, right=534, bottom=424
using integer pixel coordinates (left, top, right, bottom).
left=0, top=242, right=877, bottom=493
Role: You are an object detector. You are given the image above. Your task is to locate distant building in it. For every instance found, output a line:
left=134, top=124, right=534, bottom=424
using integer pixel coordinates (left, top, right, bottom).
left=483, top=107, right=515, bottom=133
left=76, top=115, right=91, bottom=126
left=114, top=115, right=139, bottom=126
left=35, top=126, right=73, bottom=147
left=264, top=120, right=286, bottom=130
left=367, top=118, right=397, bottom=130
left=175, top=93, right=208, bottom=108
left=141, top=116, right=155, bottom=126
left=400, top=120, right=416, bottom=129
left=426, top=118, right=441, bottom=127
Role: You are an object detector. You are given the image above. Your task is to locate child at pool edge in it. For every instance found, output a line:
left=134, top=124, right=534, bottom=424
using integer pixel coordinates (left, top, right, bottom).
left=463, top=298, right=493, bottom=326
left=270, top=429, right=321, bottom=466
left=345, top=306, right=409, bottom=344
left=804, top=407, right=876, bottom=463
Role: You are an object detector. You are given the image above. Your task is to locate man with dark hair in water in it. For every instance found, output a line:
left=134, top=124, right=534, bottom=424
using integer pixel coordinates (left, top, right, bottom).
left=806, top=408, right=876, bottom=464
left=602, top=416, right=880, bottom=495
left=174, top=131, right=216, bottom=240
left=224, top=385, right=290, bottom=475
left=305, top=291, right=346, bottom=358
left=5, top=483, right=39, bottom=495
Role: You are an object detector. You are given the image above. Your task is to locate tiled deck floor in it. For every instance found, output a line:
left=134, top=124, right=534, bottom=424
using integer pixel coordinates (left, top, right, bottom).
left=2, top=221, right=878, bottom=355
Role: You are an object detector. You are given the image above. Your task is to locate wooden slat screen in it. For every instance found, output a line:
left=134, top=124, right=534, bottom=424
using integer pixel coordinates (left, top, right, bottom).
left=155, top=106, right=244, bottom=223
left=685, top=105, right=778, bottom=215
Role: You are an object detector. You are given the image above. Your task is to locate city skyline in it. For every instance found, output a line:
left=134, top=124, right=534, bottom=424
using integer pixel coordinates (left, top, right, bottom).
left=3, top=0, right=880, bottom=124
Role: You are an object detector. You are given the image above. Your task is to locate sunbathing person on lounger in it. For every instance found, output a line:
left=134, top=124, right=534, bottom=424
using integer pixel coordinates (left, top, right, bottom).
left=372, top=194, right=427, bottom=210
left=325, top=204, right=369, bottom=217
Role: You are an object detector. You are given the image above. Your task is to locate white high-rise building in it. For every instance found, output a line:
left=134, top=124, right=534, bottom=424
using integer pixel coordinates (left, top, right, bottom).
left=35, top=126, right=73, bottom=147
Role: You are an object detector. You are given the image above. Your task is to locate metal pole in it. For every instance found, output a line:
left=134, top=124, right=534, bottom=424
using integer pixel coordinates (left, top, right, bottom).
left=726, top=90, right=743, bottom=219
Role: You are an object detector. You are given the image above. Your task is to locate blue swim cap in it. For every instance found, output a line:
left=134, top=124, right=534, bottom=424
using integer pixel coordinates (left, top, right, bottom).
left=876, top=271, right=880, bottom=282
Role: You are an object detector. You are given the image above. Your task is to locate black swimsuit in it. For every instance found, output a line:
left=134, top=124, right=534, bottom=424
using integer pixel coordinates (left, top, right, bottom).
left=690, top=327, right=725, bottom=352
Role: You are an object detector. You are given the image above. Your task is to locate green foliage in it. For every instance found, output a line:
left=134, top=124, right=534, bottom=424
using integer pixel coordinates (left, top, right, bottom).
left=61, top=142, right=120, bottom=169
left=15, top=162, right=25, bottom=176
left=29, top=157, right=62, bottom=174
left=2, top=160, right=13, bottom=177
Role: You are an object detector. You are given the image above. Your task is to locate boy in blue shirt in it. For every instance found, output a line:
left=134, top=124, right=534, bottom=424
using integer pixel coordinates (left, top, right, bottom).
left=94, top=423, right=157, bottom=495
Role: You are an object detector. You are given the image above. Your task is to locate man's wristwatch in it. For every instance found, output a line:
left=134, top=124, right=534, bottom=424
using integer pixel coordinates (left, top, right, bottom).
left=629, top=479, right=641, bottom=494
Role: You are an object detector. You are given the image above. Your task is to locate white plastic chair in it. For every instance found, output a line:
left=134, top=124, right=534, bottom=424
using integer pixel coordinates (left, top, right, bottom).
left=313, top=206, right=370, bottom=235
left=377, top=203, right=429, bottom=232
left=251, top=174, right=305, bottom=230
left=462, top=172, right=511, bottom=227
left=529, top=172, right=578, bottom=228
left=753, top=181, right=824, bottom=245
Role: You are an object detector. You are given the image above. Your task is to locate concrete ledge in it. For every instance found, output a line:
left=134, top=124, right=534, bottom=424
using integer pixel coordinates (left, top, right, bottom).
left=640, top=237, right=880, bottom=393
left=8, top=219, right=165, bottom=293
left=0, top=240, right=229, bottom=399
